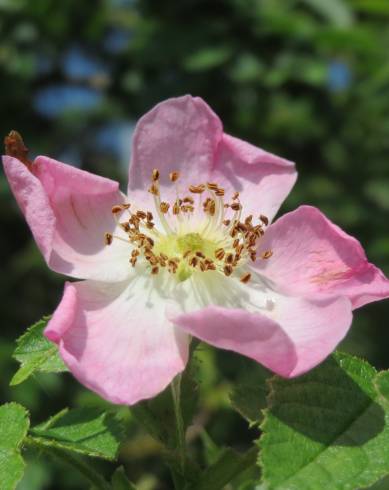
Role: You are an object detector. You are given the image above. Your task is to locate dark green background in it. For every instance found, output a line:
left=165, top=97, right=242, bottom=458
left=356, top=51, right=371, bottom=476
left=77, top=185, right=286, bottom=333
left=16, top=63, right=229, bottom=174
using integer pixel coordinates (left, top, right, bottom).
left=1, top=0, right=389, bottom=488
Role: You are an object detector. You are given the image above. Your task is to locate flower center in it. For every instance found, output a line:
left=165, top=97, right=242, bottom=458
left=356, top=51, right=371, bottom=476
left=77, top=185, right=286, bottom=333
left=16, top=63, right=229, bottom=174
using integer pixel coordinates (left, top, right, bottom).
left=105, top=169, right=272, bottom=283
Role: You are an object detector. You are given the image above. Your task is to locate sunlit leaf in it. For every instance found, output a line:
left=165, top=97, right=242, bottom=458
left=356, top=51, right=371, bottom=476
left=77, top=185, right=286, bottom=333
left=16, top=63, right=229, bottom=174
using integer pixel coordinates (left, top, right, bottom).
left=260, top=352, right=389, bottom=489
left=11, top=317, right=67, bottom=386
left=0, top=403, right=29, bottom=490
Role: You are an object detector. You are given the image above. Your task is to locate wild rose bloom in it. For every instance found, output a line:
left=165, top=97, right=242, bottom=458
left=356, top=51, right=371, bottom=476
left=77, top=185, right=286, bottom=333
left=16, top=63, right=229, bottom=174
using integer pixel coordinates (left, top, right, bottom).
left=3, top=96, right=389, bottom=405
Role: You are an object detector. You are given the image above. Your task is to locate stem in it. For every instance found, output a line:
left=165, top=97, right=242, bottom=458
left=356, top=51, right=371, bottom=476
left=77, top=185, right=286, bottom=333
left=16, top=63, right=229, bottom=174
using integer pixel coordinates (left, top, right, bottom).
left=25, top=436, right=110, bottom=490
left=171, top=374, right=186, bottom=473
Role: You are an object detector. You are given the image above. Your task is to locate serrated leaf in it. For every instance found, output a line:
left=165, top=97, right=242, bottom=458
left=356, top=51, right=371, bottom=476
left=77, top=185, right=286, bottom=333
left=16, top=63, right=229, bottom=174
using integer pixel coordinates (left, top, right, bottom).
left=111, top=467, right=137, bottom=490
left=259, top=351, right=389, bottom=490
left=375, top=371, right=389, bottom=402
left=230, top=362, right=270, bottom=425
left=11, top=316, right=67, bottom=385
left=30, top=408, right=123, bottom=461
left=0, top=403, right=30, bottom=490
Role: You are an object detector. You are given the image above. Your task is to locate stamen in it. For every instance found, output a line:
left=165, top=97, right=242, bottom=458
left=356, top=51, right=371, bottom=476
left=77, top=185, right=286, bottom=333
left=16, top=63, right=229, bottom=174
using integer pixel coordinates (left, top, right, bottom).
left=148, top=183, right=159, bottom=196
left=106, top=170, right=272, bottom=280
left=215, top=248, right=225, bottom=260
left=240, top=272, right=251, bottom=283
left=259, top=214, right=269, bottom=226
left=223, top=265, right=233, bottom=276
left=169, top=171, right=180, bottom=182
left=189, top=184, right=206, bottom=194
left=160, top=202, right=170, bottom=213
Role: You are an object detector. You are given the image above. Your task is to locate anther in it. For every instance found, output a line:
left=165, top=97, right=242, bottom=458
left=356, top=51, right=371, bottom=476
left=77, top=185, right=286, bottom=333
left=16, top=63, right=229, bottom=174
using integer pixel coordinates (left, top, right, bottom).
left=183, top=196, right=194, bottom=204
left=152, top=169, right=160, bottom=181
left=225, top=253, right=234, bottom=264
left=169, top=171, right=180, bottom=183
left=151, top=266, right=159, bottom=275
left=259, top=214, right=269, bottom=226
left=231, top=202, right=242, bottom=211
left=189, top=184, right=206, bottom=194
left=112, top=204, right=130, bottom=214
left=196, top=251, right=205, bottom=258
left=261, top=250, right=273, bottom=259
left=160, top=202, right=170, bottom=213
left=136, top=210, right=147, bottom=219
left=215, top=248, right=225, bottom=260
left=189, top=257, right=198, bottom=267
left=173, top=201, right=180, bottom=215
left=232, top=192, right=239, bottom=200
left=148, top=183, right=159, bottom=196
left=215, top=188, right=225, bottom=197
left=223, top=219, right=231, bottom=226
left=223, top=265, right=233, bottom=276
left=104, top=233, right=113, bottom=245
left=240, top=272, right=251, bottom=284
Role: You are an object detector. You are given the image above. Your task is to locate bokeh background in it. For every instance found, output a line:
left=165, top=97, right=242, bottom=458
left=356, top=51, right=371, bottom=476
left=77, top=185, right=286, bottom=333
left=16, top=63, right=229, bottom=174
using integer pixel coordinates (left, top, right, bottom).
left=1, top=0, right=389, bottom=488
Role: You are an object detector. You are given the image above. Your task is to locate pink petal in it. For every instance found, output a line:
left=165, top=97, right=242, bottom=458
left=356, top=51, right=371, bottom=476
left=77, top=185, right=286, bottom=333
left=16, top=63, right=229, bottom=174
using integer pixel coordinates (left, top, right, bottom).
left=210, top=134, right=297, bottom=222
left=3, top=155, right=133, bottom=281
left=254, top=205, right=389, bottom=309
left=170, top=293, right=352, bottom=378
left=128, top=95, right=222, bottom=204
left=128, top=96, right=296, bottom=220
left=45, top=278, right=189, bottom=405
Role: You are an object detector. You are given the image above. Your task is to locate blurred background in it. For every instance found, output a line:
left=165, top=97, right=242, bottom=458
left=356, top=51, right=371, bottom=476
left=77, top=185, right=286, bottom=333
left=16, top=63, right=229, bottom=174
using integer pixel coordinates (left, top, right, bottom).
left=1, top=0, right=389, bottom=488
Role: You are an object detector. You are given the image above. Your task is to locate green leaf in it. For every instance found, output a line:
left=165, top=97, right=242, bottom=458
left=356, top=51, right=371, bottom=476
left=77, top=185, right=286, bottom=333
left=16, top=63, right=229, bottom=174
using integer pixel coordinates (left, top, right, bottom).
left=301, top=0, right=353, bottom=26
left=30, top=408, right=123, bottom=461
left=259, top=351, right=389, bottom=490
left=0, top=403, right=30, bottom=490
left=183, top=46, right=232, bottom=72
left=375, top=371, right=389, bottom=402
left=131, top=362, right=198, bottom=450
left=188, top=447, right=258, bottom=490
left=230, top=362, right=270, bottom=425
left=11, top=316, right=67, bottom=385
left=111, top=467, right=137, bottom=490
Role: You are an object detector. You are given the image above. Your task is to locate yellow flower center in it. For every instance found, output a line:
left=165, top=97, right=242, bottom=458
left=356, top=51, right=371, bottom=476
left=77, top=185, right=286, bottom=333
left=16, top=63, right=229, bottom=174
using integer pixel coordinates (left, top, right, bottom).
left=105, top=169, right=273, bottom=283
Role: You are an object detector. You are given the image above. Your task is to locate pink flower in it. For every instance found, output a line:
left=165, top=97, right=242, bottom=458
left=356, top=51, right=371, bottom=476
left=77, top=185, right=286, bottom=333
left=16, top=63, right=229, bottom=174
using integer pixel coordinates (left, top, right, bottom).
left=3, top=96, right=389, bottom=405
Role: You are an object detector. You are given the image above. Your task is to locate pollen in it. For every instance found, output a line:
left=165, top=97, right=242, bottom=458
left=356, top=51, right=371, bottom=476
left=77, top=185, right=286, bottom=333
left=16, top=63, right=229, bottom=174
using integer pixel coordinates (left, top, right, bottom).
left=104, top=169, right=271, bottom=281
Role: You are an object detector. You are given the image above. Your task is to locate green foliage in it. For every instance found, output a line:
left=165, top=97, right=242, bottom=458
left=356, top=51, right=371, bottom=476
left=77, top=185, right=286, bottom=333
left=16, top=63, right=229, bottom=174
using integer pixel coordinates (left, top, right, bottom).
left=30, top=407, right=124, bottom=461
left=188, top=447, right=258, bottom=490
left=230, top=362, right=270, bottom=426
left=0, top=403, right=29, bottom=490
left=10, top=316, right=67, bottom=386
left=111, top=467, right=137, bottom=490
left=131, top=364, right=198, bottom=451
left=259, top=352, right=389, bottom=489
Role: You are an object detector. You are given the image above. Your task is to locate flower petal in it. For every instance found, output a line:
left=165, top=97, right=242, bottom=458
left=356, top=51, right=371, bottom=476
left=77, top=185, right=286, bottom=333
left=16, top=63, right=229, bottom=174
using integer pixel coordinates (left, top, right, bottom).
left=128, top=95, right=296, bottom=222
left=169, top=274, right=352, bottom=378
left=128, top=95, right=222, bottom=204
left=45, top=276, right=189, bottom=405
left=211, top=134, right=297, bottom=222
left=3, top=155, right=133, bottom=282
left=254, top=205, right=389, bottom=309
